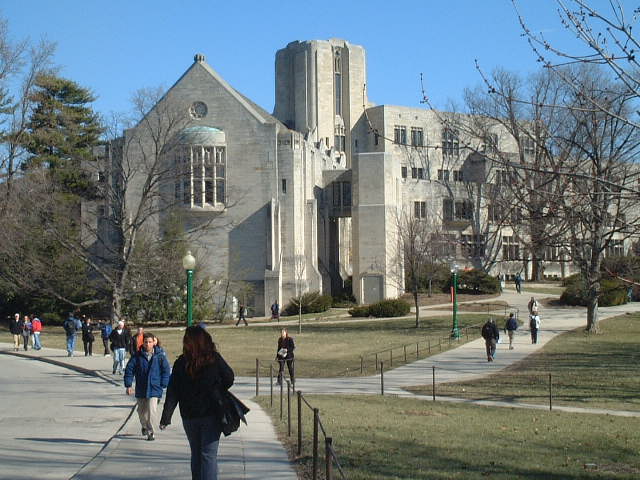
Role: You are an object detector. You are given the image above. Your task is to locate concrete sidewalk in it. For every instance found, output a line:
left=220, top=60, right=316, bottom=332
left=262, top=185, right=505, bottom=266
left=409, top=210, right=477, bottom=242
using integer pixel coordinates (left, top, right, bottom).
left=0, top=345, right=297, bottom=480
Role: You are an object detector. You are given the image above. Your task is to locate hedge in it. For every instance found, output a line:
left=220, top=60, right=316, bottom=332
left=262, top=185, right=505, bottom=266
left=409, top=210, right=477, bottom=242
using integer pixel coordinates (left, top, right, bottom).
left=348, top=298, right=411, bottom=318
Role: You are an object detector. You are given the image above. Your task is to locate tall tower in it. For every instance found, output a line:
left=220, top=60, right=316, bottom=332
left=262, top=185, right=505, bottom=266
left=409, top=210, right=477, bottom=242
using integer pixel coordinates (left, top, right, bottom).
left=273, top=39, right=368, bottom=168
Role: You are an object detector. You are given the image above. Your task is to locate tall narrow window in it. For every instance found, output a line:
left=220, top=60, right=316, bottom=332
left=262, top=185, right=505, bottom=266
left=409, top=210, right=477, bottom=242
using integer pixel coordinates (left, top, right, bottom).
left=394, top=126, right=407, bottom=145
left=342, top=182, right=351, bottom=206
left=411, top=127, right=423, bottom=147
left=215, top=147, right=226, bottom=204
left=442, top=128, right=459, bottom=156
left=282, top=178, right=287, bottom=194
left=334, top=52, right=342, bottom=116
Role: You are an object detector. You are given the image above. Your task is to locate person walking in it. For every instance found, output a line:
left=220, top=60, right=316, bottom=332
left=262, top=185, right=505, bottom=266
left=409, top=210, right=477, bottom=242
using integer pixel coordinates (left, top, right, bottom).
left=514, top=273, right=523, bottom=294
left=481, top=318, right=500, bottom=362
left=530, top=313, right=541, bottom=344
left=109, top=320, right=131, bottom=374
left=21, top=315, right=32, bottom=351
left=129, top=326, right=144, bottom=356
left=276, top=328, right=295, bottom=386
left=81, top=317, right=95, bottom=356
left=270, top=301, right=280, bottom=322
left=63, top=312, right=81, bottom=357
left=235, top=304, right=248, bottom=327
left=503, top=312, right=518, bottom=350
left=124, top=332, right=171, bottom=441
left=100, top=320, right=113, bottom=356
left=528, top=296, right=539, bottom=315
left=160, top=326, right=234, bottom=480
left=31, top=314, right=43, bottom=350
left=9, top=313, right=23, bottom=352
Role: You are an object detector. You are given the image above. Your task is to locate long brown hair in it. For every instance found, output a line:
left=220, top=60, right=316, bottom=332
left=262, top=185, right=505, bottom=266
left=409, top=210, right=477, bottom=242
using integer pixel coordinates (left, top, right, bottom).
left=183, top=326, right=217, bottom=378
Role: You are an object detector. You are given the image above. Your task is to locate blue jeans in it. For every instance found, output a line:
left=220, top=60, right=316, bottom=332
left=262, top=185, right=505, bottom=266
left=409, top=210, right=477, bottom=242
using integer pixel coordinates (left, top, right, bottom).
left=33, top=332, right=42, bottom=350
left=66, top=334, right=76, bottom=355
left=182, top=416, right=221, bottom=480
left=113, top=348, right=126, bottom=373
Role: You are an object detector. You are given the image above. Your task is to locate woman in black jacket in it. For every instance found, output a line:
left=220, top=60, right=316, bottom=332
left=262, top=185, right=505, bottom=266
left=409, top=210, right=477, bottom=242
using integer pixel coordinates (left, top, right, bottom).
left=81, top=317, right=95, bottom=356
left=160, top=326, right=234, bottom=480
left=276, top=328, right=295, bottom=386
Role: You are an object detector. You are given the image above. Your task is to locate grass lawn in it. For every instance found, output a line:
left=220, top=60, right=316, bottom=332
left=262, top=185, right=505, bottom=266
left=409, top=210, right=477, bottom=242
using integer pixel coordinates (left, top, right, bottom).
left=407, top=313, right=640, bottom=412
left=523, top=286, right=564, bottom=295
left=0, top=314, right=486, bottom=377
left=255, top=394, right=640, bottom=480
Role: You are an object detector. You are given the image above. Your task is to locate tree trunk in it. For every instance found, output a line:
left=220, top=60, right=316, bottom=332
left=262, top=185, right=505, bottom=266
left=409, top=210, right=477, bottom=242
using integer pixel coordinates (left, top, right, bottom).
left=111, top=286, right=123, bottom=322
left=530, top=255, right=544, bottom=282
left=298, top=303, right=302, bottom=334
left=413, top=289, right=419, bottom=328
left=586, top=280, right=600, bottom=333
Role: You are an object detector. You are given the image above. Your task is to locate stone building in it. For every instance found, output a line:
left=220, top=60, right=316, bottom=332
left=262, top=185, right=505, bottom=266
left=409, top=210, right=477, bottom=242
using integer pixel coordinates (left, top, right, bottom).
left=93, top=38, right=631, bottom=317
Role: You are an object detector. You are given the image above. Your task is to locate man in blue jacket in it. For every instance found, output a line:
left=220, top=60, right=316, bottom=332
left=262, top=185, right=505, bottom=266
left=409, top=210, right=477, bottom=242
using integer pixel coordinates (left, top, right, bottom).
left=124, top=332, right=170, bottom=441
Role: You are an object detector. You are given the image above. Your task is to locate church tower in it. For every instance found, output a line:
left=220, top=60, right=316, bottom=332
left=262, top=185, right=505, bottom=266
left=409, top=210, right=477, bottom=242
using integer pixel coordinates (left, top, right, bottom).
left=273, top=39, right=368, bottom=168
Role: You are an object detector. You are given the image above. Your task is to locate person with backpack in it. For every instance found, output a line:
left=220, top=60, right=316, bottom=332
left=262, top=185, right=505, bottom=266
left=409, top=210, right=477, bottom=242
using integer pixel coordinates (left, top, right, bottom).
left=100, top=320, right=113, bottom=356
left=30, top=314, right=43, bottom=350
left=63, top=312, right=81, bottom=357
left=530, top=313, right=541, bottom=344
left=503, top=313, right=518, bottom=350
left=514, top=273, right=523, bottom=294
left=124, top=332, right=171, bottom=441
left=481, top=318, right=500, bottom=362
left=270, top=301, right=280, bottom=322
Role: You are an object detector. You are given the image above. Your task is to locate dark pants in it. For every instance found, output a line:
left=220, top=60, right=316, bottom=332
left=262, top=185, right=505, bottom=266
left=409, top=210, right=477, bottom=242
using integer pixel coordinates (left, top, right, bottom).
left=102, top=338, right=109, bottom=355
left=531, top=328, right=538, bottom=344
left=22, top=334, right=30, bottom=351
left=277, top=359, right=295, bottom=384
left=235, top=315, right=248, bottom=326
left=484, top=338, right=497, bottom=360
left=182, top=416, right=222, bottom=480
left=83, top=340, right=93, bottom=356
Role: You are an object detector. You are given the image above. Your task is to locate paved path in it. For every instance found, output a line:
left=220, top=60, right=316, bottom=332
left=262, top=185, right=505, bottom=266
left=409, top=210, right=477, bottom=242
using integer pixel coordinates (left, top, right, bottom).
left=0, top=346, right=297, bottom=480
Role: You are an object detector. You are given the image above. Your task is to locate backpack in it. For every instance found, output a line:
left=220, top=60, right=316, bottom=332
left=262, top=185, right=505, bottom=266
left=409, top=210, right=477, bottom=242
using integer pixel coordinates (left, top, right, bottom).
left=102, top=323, right=113, bottom=338
left=481, top=323, right=493, bottom=339
left=529, top=316, right=537, bottom=329
left=63, top=318, right=76, bottom=335
left=506, top=316, right=518, bottom=331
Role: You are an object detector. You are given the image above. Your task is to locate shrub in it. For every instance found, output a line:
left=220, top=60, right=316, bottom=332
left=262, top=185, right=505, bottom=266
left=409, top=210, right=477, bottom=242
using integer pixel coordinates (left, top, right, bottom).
left=284, top=291, right=332, bottom=315
left=348, top=305, right=370, bottom=317
left=367, top=298, right=411, bottom=318
left=560, top=274, right=628, bottom=307
left=456, top=269, right=500, bottom=294
left=417, top=263, right=451, bottom=293
left=41, top=312, right=64, bottom=326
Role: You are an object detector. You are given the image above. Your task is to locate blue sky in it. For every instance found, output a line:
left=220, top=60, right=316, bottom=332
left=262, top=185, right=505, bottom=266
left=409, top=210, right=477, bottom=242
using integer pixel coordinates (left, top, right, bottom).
left=2, top=1, right=623, bottom=117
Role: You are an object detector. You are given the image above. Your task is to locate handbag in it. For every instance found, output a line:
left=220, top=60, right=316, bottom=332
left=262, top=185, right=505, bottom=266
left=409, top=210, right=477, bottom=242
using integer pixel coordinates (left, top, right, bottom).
left=211, top=388, right=250, bottom=436
left=277, top=348, right=287, bottom=358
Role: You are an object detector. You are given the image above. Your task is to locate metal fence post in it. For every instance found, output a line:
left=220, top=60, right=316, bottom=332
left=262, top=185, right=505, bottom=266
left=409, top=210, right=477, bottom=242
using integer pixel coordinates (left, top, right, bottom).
left=270, top=363, right=273, bottom=407
left=280, top=378, right=284, bottom=420
left=313, top=408, right=319, bottom=480
left=428, top=339, right=431, bottom=353
left=255, top=358, right=259, bottom=397
left=390, top=349, right=393, bottom=366
left=380, top=361, right=384, bottom=395
left=416, top=342, right=419, bottom=358
left=432, top=365, right=436, bottom=401
left=325, top=437, right=333, bottom=480
left=297, top=391, right=302, bottom=456
left=548, top=373, right=552, bottom=411
left=404, top=344, right=407, bottom=363
left=360, top=356, right=364, bottom=374
left=375, top=353, right=378, bottom=371
left=287, top=380, right=291, bottom=436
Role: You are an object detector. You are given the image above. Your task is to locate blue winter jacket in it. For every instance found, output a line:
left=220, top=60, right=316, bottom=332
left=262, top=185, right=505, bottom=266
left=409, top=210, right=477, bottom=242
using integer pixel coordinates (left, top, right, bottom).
left=124, top=346, right=171, bottom=399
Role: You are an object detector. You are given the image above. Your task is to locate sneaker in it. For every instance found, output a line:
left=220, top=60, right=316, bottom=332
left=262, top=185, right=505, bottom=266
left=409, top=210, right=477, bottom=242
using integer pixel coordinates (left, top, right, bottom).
left=112, top=369, right=116, bottom=374
left=147, top=432, right=155, bottom=441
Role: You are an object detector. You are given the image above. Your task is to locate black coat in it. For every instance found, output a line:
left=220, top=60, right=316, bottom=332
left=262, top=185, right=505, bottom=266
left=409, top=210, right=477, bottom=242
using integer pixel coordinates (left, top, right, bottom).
left=276, top=336, right=295, bottom=360
left=108, top=328, right=131, bottom=350
left=481, top=321, right=500, bottom=341
left=160, top=352, right=234, bottom=426
left=82, top=323, right=95, bottom=342
left=9, top=319, right=23, bottom=335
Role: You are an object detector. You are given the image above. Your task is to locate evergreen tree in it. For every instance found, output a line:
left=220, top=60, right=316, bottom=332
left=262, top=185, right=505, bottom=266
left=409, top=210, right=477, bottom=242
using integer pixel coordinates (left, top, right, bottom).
left=23, top=73, right=102, bottom=197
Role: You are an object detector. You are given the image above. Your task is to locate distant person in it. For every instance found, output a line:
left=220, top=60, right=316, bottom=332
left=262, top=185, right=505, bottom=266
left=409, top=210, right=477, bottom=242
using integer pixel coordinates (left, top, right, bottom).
left=276, top=328, right=295, bottom=386
left=100, top=320, right=113, bottom=356
left=481, top=318, right=500, bottom=362
left=63, top=312, right=82, bottom=357
left=499, top=273, right=506, bottom=292
left=109, top=320, right=131, bottom=374
left=514, top=273, right=523, bottom=294
left=528, top=297, right=539, bottom=315
left=10, top=313, right=23, bottom=352
left=130, top=326, right=145, bottom=356
left=270, top=301, right=280, bottom=322
left=160, top=326, right=234, bottom=479
left=30, top=314, right=43, bottom=350
left=503, top=313, right=518, bottom=350
left=236, top=304, right=248, bottom=327
left=81, top=317, right=95, bottom=356
left=529, top=313, right=541, bottom=344
left=124, top=332, right=171, bottom=441
left=21, top=315, right=32, bottom=351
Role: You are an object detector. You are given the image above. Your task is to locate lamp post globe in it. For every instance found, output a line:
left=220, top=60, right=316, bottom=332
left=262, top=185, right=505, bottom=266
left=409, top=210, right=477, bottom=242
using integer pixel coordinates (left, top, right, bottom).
left=182, top=251, right=196, bottom=327
left=451, top=264, right=460, bottom=339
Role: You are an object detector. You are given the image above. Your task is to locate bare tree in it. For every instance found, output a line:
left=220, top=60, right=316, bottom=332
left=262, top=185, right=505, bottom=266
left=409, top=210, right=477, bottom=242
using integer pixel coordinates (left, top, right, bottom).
left=291, top=254, right=307, bottom=334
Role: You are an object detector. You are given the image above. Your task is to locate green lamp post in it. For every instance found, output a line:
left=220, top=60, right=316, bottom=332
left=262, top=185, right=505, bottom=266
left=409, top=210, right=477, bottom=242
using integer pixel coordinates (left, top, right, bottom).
left=182, top=251, right=196, bottom=327
left=451, top=264, right=460, bottom=339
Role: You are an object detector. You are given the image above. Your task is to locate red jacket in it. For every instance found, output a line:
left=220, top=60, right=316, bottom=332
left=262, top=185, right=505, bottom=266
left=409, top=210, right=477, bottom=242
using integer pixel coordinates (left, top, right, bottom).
left=31, top=318, right=42, bottom=333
